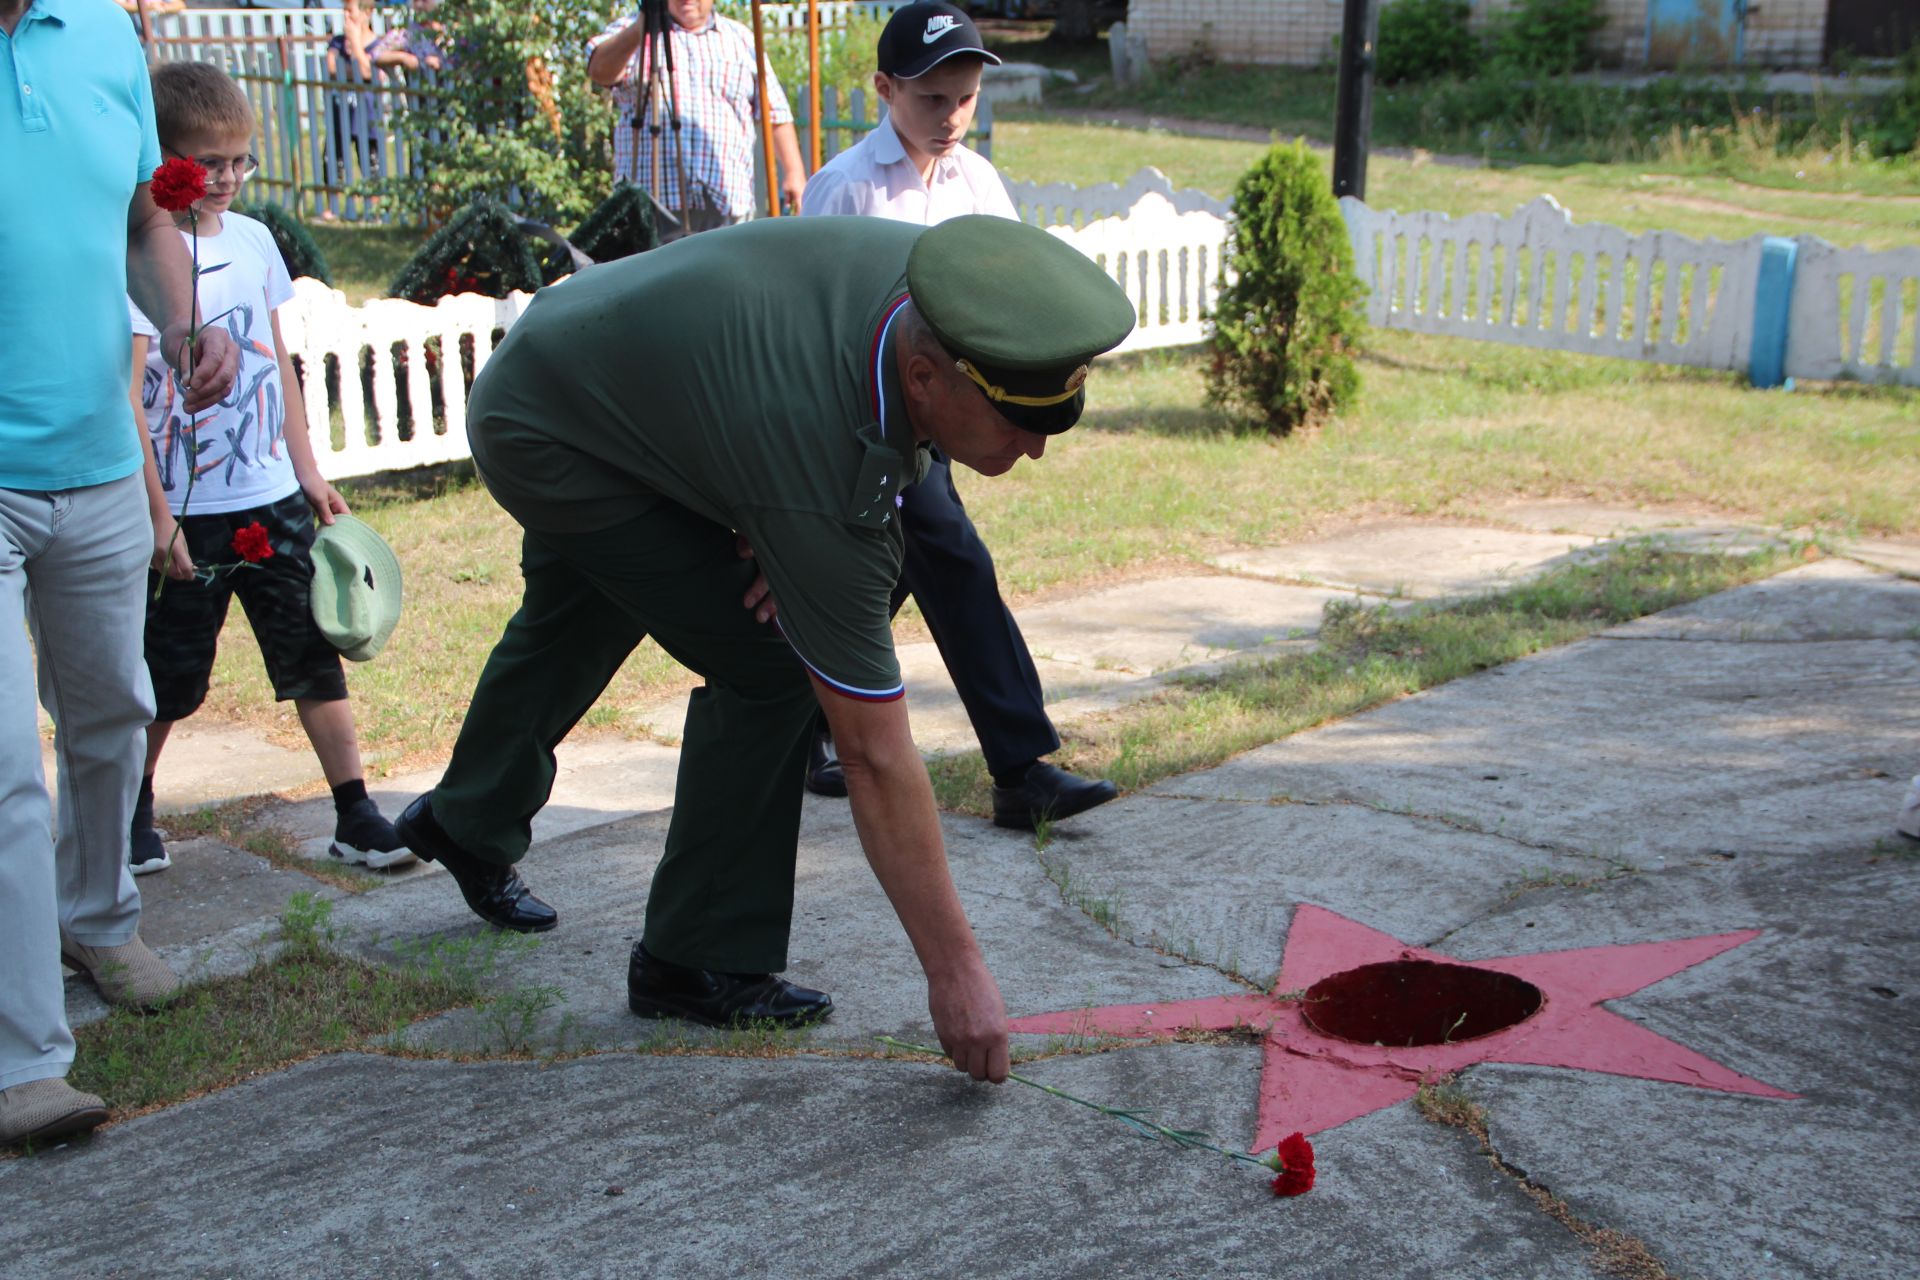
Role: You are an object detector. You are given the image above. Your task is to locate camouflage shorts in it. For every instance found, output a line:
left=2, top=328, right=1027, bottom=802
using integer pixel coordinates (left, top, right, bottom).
left=144, top=490, right=347, bottom=722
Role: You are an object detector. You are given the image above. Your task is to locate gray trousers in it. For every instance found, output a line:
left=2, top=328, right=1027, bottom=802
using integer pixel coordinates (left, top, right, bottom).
left=0, top=473, right=151, bottom=1089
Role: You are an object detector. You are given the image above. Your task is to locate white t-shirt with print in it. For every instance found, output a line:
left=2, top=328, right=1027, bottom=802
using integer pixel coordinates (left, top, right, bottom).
left=129, top=212, right=298, bottom=515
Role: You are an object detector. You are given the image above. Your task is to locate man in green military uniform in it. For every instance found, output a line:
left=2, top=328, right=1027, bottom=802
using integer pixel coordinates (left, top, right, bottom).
left=396, top=214, right=1134, bottom=1083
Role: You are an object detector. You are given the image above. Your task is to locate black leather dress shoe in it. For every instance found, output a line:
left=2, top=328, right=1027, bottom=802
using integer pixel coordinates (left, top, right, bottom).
left=395, top=794, right=558, bottom=934
left=805, top=730, right=848, bottom=798
left=627, top=943, right=833, bottom=1028
left=991, top=762, right=1119, bottom=831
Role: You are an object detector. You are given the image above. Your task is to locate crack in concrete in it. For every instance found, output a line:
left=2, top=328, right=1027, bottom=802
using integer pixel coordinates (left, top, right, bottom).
left=1419, top=1079, right=1681, bottom=1280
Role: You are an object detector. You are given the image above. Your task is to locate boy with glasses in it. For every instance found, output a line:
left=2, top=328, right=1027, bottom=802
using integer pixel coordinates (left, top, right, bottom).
left=126, top=61, right=413, bottom=876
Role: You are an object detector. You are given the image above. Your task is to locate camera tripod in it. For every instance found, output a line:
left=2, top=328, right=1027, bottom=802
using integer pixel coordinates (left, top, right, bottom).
left=632, top=0, right=691, bottom=233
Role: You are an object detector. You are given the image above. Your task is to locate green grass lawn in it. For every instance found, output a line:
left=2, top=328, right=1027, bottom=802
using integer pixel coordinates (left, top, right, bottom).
left=210, top=95, right=1917, bottom=771
left=199, top=324, right=1916, bottom=769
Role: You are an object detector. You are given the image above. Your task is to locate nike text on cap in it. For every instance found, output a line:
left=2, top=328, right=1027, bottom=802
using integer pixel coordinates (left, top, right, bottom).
left=876, top=1, right=1003, bottom=80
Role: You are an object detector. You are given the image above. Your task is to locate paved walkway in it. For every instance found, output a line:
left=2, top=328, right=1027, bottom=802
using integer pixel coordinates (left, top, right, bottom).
left=11, top=503, right=1919, bottom=1279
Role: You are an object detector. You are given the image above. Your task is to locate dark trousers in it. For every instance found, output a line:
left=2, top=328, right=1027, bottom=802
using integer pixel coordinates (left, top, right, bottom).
left=432, top=502, right=816, bottom=974
left=889, top=456, right=1058, bottom=776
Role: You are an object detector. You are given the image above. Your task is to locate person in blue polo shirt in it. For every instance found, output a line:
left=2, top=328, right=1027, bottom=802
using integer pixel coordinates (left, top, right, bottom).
left=0, top=0, right=237, bottom=1145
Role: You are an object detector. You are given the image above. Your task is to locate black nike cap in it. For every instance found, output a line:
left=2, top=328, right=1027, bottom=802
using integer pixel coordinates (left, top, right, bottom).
left=877, top=2, right=1004, bottom=80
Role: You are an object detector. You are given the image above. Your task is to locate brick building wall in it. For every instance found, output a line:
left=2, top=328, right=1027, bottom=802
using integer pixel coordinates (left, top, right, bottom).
left=1128, top=0, right=1829, bottom=71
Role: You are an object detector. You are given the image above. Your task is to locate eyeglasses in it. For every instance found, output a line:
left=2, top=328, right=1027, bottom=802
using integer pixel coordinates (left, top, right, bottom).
left=166, top=150, right=260, bottom=182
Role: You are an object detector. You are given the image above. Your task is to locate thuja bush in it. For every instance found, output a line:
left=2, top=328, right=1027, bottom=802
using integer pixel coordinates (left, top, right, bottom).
left=1206, top=141, right=1365, bottom=436
left=376, top=0, right=616, bottom=228
left=1377, top=0, right=1480, bottom=84
left=234, top=201, right=332, bottom=285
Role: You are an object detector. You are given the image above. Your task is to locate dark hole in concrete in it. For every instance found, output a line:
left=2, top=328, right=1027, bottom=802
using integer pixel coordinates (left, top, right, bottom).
left=1303, top=960, right=1544, bottom=1047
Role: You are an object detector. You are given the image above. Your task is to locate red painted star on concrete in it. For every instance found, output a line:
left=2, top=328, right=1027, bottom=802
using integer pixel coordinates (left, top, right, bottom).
left=1009, top=904, right=1797, bottom=1152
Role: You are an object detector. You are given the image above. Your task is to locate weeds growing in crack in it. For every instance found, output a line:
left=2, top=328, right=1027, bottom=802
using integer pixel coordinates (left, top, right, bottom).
left=1415, top=1073, right=1677, bottom=1280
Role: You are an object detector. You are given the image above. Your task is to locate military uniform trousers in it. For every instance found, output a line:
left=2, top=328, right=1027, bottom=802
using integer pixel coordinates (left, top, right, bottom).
left=889, top=455, right=1058, bottom=776
left=431, top=499, right=816, bottom=975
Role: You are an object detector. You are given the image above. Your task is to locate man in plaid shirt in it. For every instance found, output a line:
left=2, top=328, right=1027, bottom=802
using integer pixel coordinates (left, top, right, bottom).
left=588, top=0, right=808, bottom=235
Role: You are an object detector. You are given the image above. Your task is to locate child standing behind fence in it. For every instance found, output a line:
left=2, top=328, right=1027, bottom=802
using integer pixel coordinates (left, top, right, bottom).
left=323, top=0, right=382, bottom=215
left=126, top=60, right=414, bottom=876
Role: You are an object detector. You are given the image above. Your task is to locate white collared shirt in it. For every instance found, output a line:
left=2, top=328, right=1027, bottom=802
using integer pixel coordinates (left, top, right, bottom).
left=801, top=114, right=1017, bottom=226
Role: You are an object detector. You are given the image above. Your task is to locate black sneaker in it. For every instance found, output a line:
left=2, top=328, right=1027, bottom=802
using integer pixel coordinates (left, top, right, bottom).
left=129, top=823, right=171, bottom=877
left=129, top=781, right=171, bottom=876
left=329, top=796, right=417, bottom=870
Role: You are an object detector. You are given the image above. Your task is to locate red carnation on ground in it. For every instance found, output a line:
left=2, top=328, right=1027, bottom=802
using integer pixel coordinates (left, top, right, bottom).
left=150, top=157, right=208, bottom=214
left=231, top=522, right=275, bottom=564
left=1268, top=1131, right=1316, bottom=1197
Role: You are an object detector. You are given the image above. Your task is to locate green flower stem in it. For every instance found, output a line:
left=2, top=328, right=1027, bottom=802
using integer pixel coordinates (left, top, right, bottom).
left=874, top=1036, right=1273, bottom=1169
left=155, top=207, right=202, bottom=600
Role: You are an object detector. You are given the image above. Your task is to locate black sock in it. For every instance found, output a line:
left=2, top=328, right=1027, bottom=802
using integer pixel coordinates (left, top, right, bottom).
left=331, top=778, right=369, bottom=814
left=992, top=760, right=1040, bottom=789
left=133, top=775, right=156, bottom=828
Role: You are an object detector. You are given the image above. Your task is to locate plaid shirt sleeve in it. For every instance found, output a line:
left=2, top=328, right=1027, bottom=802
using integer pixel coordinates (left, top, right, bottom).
left=602, top=15, right=792, bottom=219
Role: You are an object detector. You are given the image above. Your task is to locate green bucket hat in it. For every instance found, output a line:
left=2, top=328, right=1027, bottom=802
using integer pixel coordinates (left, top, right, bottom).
left=310, top=514, right=403, bottom=662
left=906, top=214, right=1137, bottom=434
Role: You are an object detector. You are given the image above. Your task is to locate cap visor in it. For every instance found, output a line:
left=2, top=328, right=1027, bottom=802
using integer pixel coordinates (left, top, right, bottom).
left=893, top=46, right=1004, bottom=80
left=994, top=387, right=1084, bottom=436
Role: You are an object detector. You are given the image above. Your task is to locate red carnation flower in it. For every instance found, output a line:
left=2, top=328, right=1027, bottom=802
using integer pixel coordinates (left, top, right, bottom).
left=150, top=157, right=208, bottom=214
left=231, top=522, right=275, bottom=564
left=1269, top=1131, right=1316, bottom=1198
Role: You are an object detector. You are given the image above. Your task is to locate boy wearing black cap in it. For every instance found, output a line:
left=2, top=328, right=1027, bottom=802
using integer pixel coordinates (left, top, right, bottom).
left=801, top=1, right=1118, bottom=832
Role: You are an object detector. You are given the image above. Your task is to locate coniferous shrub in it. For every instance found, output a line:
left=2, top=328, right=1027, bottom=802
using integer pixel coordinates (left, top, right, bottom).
left=234, top=201, right=332, bottom=285
left=387, top=195, right=543, bottom=304
left=1206, top=141, right=1366, bottom=436
left=1377, top=0, right=1480, bottom=84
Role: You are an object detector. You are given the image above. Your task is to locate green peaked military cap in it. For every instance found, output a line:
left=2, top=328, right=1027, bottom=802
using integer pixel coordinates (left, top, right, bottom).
left=906, top=214, right=1136, bottom=433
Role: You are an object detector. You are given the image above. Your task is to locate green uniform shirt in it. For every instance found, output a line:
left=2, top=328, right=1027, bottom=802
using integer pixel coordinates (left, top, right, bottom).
left=467, top=217, right=930, bottom=702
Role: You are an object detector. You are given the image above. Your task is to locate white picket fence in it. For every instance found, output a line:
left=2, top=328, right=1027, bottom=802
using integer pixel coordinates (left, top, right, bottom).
left=1341, top=195, right=1920, bottom=387
left=293, top=168, right=1228, bottom=478
left=286, top=171, right=1918, bottom=480
left=1011, top=170, right=1232, bottom=353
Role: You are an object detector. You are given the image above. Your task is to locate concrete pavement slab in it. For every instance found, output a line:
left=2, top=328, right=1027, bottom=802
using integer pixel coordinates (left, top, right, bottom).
left=1019, top=794, right=1602, bottom=985
left=1156, top=564, right=1920, bottom=863
left=1600, top=556, right=1919, bottom=642
left=1433, top=849, right=1920, bottom=1280
left=1477, top=497, right=1773, bottom=544
left=891, top=640, right=1139, bottom=755
left=41, top=722, right=321, bottom=817
left=0, top=1048, right=1601, bottom=1280
left=254, top=738, right=685, bottom=864
left=1212, top=522, right=1603, bottom=599
left=327, top=798, right=1244, bottom=1057
left=1012, top=575, right=1356, bottom=674
left=1839, top=535, right=1920, bottom=580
